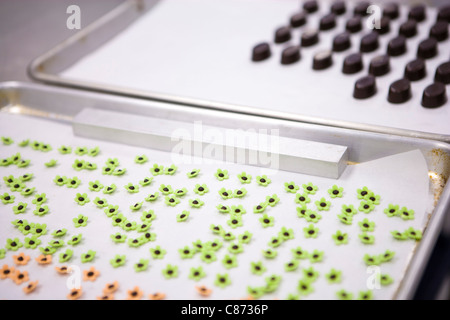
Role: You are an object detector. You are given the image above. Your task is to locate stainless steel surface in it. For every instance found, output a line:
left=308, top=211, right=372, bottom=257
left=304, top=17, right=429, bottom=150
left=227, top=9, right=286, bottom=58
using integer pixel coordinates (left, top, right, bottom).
left=1, top=81, right=450, bottom=299
left=26, top=0, right=450, bottom=143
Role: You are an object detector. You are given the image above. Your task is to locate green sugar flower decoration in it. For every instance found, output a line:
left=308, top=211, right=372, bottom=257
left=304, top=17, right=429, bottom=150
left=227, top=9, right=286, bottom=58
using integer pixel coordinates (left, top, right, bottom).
left=19, top=173, right=33, bottom=182
left=218, top=187, right=233, bottom=200
left=259, top=214, right=275, bottom=228
left=13, top=202, right=27, bottom=214
left=250, top=261, right=266, bottom=275
left=150, top=245, right=166, bottom=259
left=164, top=164, right=177, bottom=175
left=137, top=222, right=151, bottom=233
left=266, top=194, right=280, bottom=207
left=112, top=167, right=125, bottom=176
left=58, top=145, right=72, bottom=154
left=384, top=204, right=400, bottom=217
left=359, top=218, right=375, bottom=232
left=18, top=139, right=29, bottom=147
left=24, top=236, right=41, bottom=249
left=88, top=147, right=100, bottom=157
left=128, top=237, right=144, bottom=248
left=73, top=214, right=88, bottom=228
left=210, top=224, right=224, bottom=235
left=162, top=264, right=178, bottom=279
left=66, top=176, right=81, bottom=188
left=52, top=228, right=67, bottom=237
left=215, top=274, right=231, bottom=288
left=222, top=254, right=238, bottom=269
left=0, top=157, right=11, bottom=167
left=1, top=192, right=15, bottom=204
left=39, top=246, right=56, bottom=255
left=102, top=164, right=115, bottom=175
left=6, top=238, right=23, bottom=251
left=200, top=250, right=217, bottom=264
left=111, top=233, right=127, bottom=243
left=192, top=240, right=204, bottom=252
left=399, top=207, right=415, bottom=220
left=21, top=187, right=36, bottom=197
left=135, top=155, right=148, bottom=164
left=9, top=180, right=25, bottom=192
left=357, top=186, right=372, bottom=199
left=325, top=269, right=342, bottom=284
left=104, top=204, right=119, bottom=217
left=31, top=141, right=41, bottom=150
left=303, top=266, right=320, bottom=282
left=124, top=183, right=139, bottom=193
left=380, top=250, right=395, bottom=263
left=121, top=220, right=137, bottom=232
left=268, top=235, right=283, bottom=248
left=292, top=246, right=309, bottom=259
left=222, top=231, right=235, bottom=241
left=309, top=250, right=324, bottom=263
left=406, top=227, right=422, bottom=240
left=88, top=180, right=103, bottom=192
left=328, top=185, right=344, bottom=198
left=262, top=248, right=278, bottom=259
left=357, top=291, right=373, bottom=300
left=93, top=197, right=108, bottom=208
left=247, top=287, right=265, bottom=299
left=315, top=197, right=331, bottom=211
left=234, top=188, right=247, bottom=198
left=67, top=234, right=82, bottom=246
left=186, top=168, right=200, bottom=178
left=141, top=210, right=156, bottom=222
left=72, top=159, right=86, bottom=171
left=332, top=230, right=348, bottom=245
left=33, top=205, right=49, bottom=216
left=337, top=213, right=353, bottom=225
left=227, top=214, right=243, bottom=229
left=391, top=230, right=409, bottom=240
left=303, top=224, right=319, bottom=238
left=44, top=159, right=57, bottom=167
left=302, top=182, right=318, bottom=194
left=145, top=192, right=159, bottom=202
left=134, top=259, right=149, bottom=272
left=217, top=204, right=230, bottom=214
left=238, top=231, right=252, bottom=244
left=17, top=159, right=30, bottom=168
left=380, top=274, right=394, bottom=286
left=139, top=177, right=153, bottom=187
left=130, top=201, right=143, bottom=211
left=237, top=172, right=252, bottom=184
left=231, top=205, right=246, bottom=215
left=165, top=196, right=180, bottom=206
left=279, top=227, right=294, bottom=241
left=363, top=191, right=380, bottom=205
left=359, top=232, right=375, bottom=244
left=256, top=175, right=271, bottom=186
left=81, top=250, right=96, bottom=263
left=74, top=193, right=90, bottom=206
left=159, top=184, right=173, bottom=195
left=32, top=223, right=47, bottom=237
left=228, top=242, right=244, bottom=254
left=253, top=202, right=267, bottom=213
left=110, top=254, right=126, bottom=268
left=215, top=169, right=229, bottom=181
left=177, top=210, right=190, bottom=222
left=174, top=188, right=188, bottom=197
left=179, top=246, right=195, bottom=259
left=32, top=193, right=47, bottom=206
left=341, top=204, right=358, bottom=216
left=106, top=158, right=120, bottom=167
left=74, top=146, right=88, bottom=156
left=1, top=136, right=13, bottom=145
left=298, top=280, right=314, bottom=296
left=189, top=198, right=204, bottom=208
left=336, top=290, right=353, bottom=300
left=285, top=260, right=299, bottom=272
left=194, top=184, right=209, bottom=195
left=304, top=210, right=322, bottom=223
left=294, top=193, right=310, bottom=205
left=284, top=181, right=299, bottom=193
left=189, top=266, right=206, bottom=281
left=359, top=200, right=375, bottom=213
left=18, top=220, right=34, bottom=235
left=59, top=249, right=73, bottom=263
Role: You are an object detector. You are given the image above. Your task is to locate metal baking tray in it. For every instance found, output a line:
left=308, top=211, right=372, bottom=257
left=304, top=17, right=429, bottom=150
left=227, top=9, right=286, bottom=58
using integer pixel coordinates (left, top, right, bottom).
left=27, top=0, right=450, bottom=143
left=0, top=81, right=449, bottom=299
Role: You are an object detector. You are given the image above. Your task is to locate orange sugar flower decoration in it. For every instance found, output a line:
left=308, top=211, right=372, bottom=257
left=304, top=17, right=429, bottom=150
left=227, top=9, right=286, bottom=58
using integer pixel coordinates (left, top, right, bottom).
left=97, top=293, right=114, bottom=300
left=0, top=265, right=15, bottom=279
left=103, top=281, right=119, bottom=294
left=55, top=265, right=72, bottom=274
left=12, top=252, right=30, bottom=266
left=67, top=287, right=83, bottom=300
left=36, top=254, right=52, bottom=265
left=195, top=285, right=212, bottom=297
left=126, top=286, right=143, bottom=300
left=12, top=270, right=29, bottom=285
left=148, top=292, right=166, bottom=300
left=23, top=281, right=39, bottom=294
left=83, top=266, right=100, bottom=282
